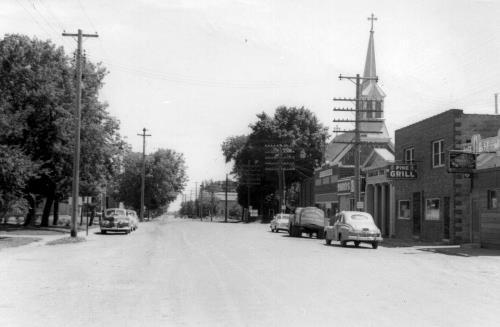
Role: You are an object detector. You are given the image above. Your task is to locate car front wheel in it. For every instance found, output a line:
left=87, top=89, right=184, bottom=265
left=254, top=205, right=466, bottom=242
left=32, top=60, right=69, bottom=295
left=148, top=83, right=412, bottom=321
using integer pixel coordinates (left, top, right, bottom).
left=372, top=242, right=378, bottom=249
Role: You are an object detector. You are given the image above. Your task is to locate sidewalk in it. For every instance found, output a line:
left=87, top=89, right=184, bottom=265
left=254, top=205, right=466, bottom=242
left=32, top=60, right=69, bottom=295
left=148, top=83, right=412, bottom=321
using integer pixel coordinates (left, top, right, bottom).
left=382, top=237, right=500, bottom=257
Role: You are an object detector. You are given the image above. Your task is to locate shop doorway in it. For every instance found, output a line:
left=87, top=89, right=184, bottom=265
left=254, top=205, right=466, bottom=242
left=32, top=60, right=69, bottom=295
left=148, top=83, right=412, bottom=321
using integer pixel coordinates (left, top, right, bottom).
left=412, top=192, right=421, bottom=236
left=443, top=197, right=450, bottom=240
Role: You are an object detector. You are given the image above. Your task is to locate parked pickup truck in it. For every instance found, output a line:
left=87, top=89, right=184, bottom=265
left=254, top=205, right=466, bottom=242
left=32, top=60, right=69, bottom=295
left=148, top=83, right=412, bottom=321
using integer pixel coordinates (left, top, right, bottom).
left=288, top=207, right=325, bottom=239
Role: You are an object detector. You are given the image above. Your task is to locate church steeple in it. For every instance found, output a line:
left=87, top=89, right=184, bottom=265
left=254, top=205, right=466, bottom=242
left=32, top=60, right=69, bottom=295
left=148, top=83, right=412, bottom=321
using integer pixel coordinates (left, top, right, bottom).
left=362, top=15, right=377, bottom=81
left=360, top=13, right=385, bottom=120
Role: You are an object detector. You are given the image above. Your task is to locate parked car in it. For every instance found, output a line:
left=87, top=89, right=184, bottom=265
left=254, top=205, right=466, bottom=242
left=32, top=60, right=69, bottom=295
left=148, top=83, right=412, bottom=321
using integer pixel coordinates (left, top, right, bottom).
left=288, top=207, right=325, bottom=238
left=270, top=213, right=292, bottom=233
left=324, top=211, right=383, bottom=249
left=100, top=208, right=132, bottom=234
left=126, top=209, right=139, bottom=231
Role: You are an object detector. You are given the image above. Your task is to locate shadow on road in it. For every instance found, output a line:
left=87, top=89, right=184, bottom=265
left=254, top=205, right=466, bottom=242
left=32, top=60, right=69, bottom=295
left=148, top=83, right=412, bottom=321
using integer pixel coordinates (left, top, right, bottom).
left=94, top=231, right=128, bottom=236
left=417, top=247, right=500, bottom=257
left=322, top=243, right=374, bottom=250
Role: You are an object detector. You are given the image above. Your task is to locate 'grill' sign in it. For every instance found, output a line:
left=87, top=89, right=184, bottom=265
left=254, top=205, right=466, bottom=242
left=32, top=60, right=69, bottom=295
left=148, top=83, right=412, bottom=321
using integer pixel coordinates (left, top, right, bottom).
left=387, top=164, right=417, bottom=179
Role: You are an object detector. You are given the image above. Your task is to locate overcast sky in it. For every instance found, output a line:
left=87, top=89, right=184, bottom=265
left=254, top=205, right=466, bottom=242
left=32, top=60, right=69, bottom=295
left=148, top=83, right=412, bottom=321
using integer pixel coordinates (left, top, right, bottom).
left=2, top=0, right=500, bottom=210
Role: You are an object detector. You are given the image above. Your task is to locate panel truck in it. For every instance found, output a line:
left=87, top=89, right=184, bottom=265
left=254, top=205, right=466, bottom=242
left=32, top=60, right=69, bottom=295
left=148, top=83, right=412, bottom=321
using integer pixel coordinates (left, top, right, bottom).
left=288, top=207, right=325, bottom=239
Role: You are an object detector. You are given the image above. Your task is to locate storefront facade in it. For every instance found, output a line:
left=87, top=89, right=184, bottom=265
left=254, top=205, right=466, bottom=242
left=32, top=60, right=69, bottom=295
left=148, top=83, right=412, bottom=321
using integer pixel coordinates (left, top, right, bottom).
left=363, top=148, right=395, bottom=237
left=394, top=109, right=500, bottom=243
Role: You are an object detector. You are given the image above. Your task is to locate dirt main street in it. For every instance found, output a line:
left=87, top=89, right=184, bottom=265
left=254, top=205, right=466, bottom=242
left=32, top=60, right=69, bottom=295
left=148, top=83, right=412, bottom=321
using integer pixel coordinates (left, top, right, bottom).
left=1, top=215, right=500, bottom=327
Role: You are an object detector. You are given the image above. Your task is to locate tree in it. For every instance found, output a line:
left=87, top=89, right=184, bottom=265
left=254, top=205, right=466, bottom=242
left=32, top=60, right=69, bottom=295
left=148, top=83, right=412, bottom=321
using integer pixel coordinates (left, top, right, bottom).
left=222, top=106, right=329, bottom=216
left=0, top=145, right=36, bottom=221
left=0, top=34, right=126, bottom=226
left=116, top=149, right=187, bottom=215
left=221, top=135, right=248, bottom=163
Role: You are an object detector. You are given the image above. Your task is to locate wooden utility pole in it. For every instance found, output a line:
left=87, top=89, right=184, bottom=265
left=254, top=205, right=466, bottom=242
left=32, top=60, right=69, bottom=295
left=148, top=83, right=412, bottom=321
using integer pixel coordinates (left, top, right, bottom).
left=195, top=182, right=198, bottom=219
left=333, top=74, right=381, bottom=208
left=62, top=29, right=98, bottom=238
left=137, top=128, right=151, bottom=222
left=225, top=174, right=228, bottom=223
left=200, top=182, right=204, bottom=221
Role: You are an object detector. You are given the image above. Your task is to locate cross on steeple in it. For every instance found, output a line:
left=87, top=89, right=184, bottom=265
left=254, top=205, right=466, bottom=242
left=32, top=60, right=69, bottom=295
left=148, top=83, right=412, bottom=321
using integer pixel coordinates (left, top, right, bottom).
left=368, top=13, right=377, bottom=32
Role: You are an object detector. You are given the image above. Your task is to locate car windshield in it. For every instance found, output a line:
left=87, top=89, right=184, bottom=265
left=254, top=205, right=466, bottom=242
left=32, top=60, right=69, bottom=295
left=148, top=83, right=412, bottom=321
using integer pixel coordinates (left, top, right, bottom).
left=350, top=214, right=371, bottom=220
left=106, top=209, right=126, bottom=216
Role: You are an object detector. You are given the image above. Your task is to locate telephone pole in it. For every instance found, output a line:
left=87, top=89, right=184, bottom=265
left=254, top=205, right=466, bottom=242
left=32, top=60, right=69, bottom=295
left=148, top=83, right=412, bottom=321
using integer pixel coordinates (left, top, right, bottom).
left=62, top=29, right=98, bottom=238
left=225, top=174, right=228, bottom=223
left=195, top=182, right=198, bottom=219
left=137, top=128, right=151, bottom=222
left=333, top=74, right=381, bottom=208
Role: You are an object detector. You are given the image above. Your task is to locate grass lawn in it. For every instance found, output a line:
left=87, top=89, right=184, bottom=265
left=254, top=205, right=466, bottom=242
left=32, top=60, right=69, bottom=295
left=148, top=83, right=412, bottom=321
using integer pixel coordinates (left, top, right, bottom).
left=0, top=236, right=41, bottom=250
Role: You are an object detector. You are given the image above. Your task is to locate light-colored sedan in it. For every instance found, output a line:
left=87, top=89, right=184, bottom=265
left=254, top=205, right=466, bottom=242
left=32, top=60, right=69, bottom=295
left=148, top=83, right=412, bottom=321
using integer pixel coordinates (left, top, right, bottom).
left=270, top=213, right=292, bottom=233
left=324, top=211, right=383, bottom=249
left=126, top=209, right=139, bottom=231
left=100, top=208, right=132, bottom=234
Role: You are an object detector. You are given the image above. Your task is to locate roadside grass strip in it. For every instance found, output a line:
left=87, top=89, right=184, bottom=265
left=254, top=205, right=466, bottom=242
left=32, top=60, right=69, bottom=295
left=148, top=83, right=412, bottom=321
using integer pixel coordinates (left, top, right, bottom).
left=0, top=236, right=41, bottom=250
left=47, top=236, right=86, bottom=246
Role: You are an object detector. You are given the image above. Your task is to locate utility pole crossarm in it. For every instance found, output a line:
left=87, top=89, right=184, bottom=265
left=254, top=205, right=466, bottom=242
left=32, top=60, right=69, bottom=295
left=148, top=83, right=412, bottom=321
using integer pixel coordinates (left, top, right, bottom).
left=332, top=119, right=384, bottom=123
left=62, top=32, right=99, bottom=38
left=339, top=74, right=378, bottom=82
left=333, top=108, right=383, bottom=113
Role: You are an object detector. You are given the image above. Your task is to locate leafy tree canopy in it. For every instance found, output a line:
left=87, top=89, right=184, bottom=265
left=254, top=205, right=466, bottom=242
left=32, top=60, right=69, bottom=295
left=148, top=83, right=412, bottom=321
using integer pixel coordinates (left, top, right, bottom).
left=222, top=106, right=329, bottom=211
left=116, top=148, right=187, bottom=215
left=0, top=34, right=127, bottom=224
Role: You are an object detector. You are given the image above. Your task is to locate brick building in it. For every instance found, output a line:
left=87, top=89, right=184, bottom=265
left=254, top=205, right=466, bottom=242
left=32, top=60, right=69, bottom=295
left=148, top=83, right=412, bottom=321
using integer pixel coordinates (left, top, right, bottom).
left=394, top=109, right=500, bottom=243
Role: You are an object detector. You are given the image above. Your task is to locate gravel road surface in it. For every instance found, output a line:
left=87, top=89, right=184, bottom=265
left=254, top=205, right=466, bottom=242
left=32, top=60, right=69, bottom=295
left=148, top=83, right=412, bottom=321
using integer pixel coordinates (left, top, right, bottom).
left=1, top=215, right=500, bottom=326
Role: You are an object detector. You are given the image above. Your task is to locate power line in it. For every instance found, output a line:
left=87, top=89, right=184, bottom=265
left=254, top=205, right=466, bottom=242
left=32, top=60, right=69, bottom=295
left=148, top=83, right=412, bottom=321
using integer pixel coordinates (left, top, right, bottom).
left=15, top=0, right=52, bottom=37
left=76, top=0, right=98, bottom=33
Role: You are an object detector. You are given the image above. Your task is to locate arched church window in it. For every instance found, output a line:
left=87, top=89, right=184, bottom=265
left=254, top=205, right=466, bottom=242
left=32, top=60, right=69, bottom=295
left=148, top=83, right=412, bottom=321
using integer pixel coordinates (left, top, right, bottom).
left=366, top=100, right=373, bottom=119
left=375, top=101, right=382, bottom=118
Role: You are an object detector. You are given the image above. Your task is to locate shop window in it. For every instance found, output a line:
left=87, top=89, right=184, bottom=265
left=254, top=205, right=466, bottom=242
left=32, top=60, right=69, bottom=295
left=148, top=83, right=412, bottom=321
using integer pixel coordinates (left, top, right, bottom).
left=404, top=147, right=414, bottom=163
left=432, top=139, right=445, bottom=168
left=398, top=200, right=411, bottom=219
left=425, top=198, right=440, bottom=220
left=488, top=190, right=498, bottom=209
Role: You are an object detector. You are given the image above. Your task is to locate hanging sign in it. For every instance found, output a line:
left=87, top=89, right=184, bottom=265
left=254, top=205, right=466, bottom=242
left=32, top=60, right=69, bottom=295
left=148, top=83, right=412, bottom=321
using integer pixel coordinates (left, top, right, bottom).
left=448, top=150, right=476, bottom=173
left=387, top=164, right=417, bottom=179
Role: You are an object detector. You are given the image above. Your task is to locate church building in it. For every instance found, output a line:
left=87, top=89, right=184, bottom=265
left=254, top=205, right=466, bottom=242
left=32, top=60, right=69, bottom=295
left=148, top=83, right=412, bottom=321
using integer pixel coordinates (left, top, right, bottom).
left=313, top=16, right=394, bottom=233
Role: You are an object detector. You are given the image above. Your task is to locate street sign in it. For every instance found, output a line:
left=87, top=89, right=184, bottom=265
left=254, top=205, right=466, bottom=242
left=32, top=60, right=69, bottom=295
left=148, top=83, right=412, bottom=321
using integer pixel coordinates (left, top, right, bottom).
left=337, top=178, right=353, bottom=194
left=356, top=201, right=364, bottom=210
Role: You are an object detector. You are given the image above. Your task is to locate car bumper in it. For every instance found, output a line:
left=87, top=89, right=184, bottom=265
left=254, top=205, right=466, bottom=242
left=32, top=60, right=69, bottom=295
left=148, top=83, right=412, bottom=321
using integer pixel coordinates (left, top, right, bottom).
left=345, top=235, right=383, bottom=242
